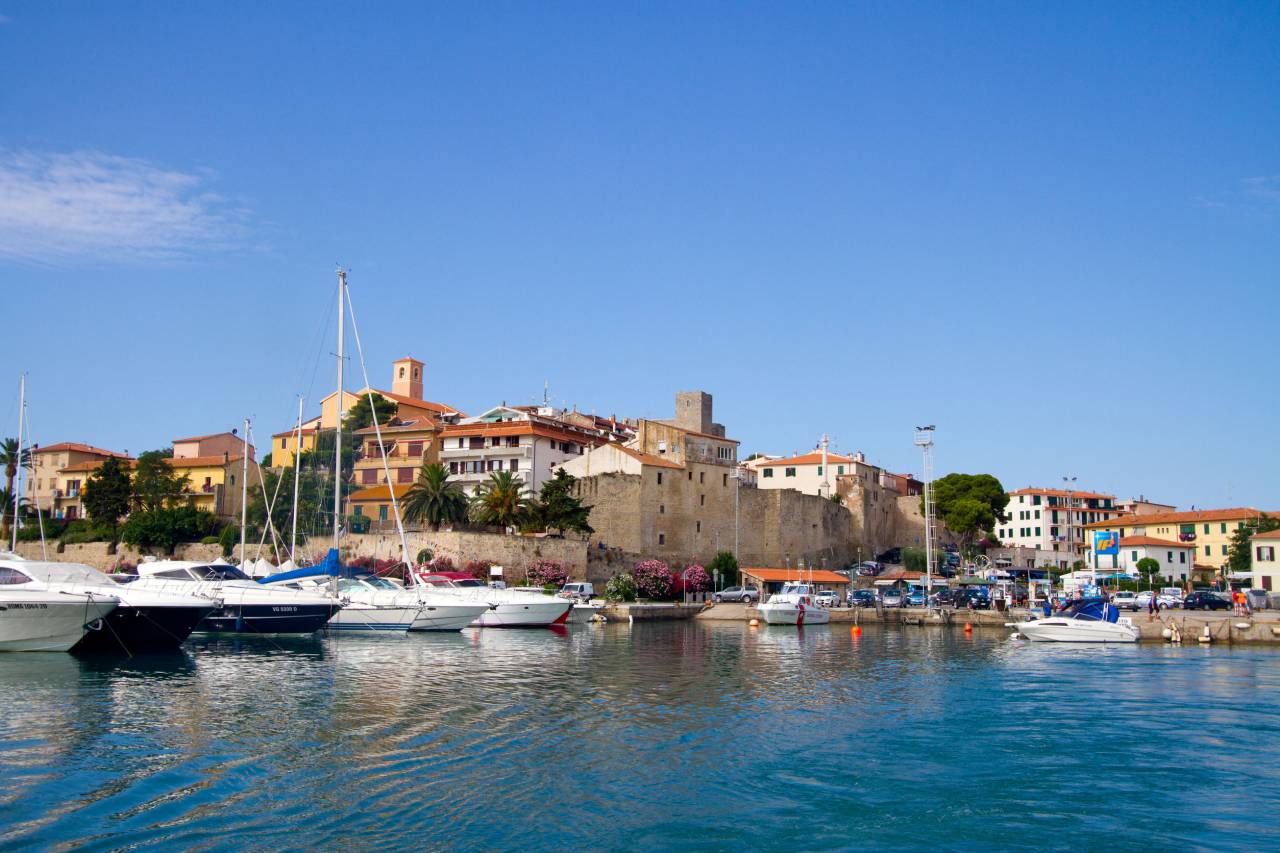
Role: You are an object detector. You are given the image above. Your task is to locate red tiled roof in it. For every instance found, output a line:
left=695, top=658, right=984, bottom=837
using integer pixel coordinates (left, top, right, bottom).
left=741, top=568, right=850, bottom=584
left=1010, top=487, right=1115, bottom=500
left=1087, top=508, right=1270, bottom=528
left=756, top=451, right=854, bottom=468
left=611, top=443, right=684, bottom=469
left=171, top=432, right=239, bottom=444
left=1118, top=536, right=1195, bottom=548
left=1253, top=529, right=1280, bottom=541
left=58, top=458, right=136, bottom=473
left=272, top=427, right=320, bottom=438
left=31, top=442, right=128, bottom=458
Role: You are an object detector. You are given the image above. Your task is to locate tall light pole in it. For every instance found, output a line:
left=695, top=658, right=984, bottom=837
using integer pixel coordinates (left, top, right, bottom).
left=1063, top=474, right=1077, bottom=592
left=914, top=426, right=936, bottom=608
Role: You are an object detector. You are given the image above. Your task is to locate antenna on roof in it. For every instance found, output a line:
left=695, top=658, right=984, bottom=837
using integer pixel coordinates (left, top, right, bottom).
left=543, top=380, right=550, bottom=407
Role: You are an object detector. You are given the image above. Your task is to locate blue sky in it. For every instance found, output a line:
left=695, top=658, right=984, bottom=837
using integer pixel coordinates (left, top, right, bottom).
left=1, top=2, right=1277, bottom=509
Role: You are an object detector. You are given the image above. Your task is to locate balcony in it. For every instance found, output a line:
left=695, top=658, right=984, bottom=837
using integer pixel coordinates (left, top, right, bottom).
left=441, top=445, right=532, bottom=459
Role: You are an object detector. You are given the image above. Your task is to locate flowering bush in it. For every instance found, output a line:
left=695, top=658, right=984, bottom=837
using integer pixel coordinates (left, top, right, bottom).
left=527, top=560, right=568, bottom=588
left=604, top=573, right=637, bottom=602
left=633, top=559, right=673, bottom=599
left=682, top=564, right=711, bottom=593
left=110, top=560, right=137, bottom=576
left=350, top=556, right=402, bottom=577
left=428, top=555, right=455, bottom=571
left=464, top=559, right=496, bottom=581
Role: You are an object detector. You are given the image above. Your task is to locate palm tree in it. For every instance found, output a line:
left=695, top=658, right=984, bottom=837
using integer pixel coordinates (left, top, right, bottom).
left=0, top=438, right=29, bottom=500
left=401, top=462, right=468, bottom=530
left=469, top=470, right=532, bottom=530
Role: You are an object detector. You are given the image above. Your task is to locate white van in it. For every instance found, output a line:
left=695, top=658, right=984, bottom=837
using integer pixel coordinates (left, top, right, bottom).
left=559, top=582, right=594, bottom=602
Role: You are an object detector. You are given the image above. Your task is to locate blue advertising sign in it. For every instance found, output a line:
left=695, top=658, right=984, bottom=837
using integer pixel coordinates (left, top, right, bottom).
left=1093, top=530, right=1120, bottom=556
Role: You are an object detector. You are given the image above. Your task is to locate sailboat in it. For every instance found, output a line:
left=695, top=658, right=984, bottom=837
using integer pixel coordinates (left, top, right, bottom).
left=260, top=271, right=488, bottom=632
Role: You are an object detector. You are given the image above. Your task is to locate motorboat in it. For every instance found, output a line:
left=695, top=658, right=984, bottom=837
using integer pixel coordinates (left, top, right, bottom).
left=566, top=602, right=603, bottom=624
left=127, top=560, right=342, bottom=635
left=1008, top=598, right=1140, bottom=643
left=262, top=550, right=489, bottom=632
left=417, top=575, right=573, bottom=627
left=0, top=556, right=217, bottom=653
left=756, top=582, right=831, bottom=626
left=0, top=564, right=120, bottom=651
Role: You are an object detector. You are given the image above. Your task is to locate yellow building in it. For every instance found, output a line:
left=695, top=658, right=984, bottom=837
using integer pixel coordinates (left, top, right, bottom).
left=347, top=483, right=413, bottom=529
left=27, top=443, right=132, bottom=521
left=1086, top=508, right=1273, bottom=571
left=351, top=417, right=441, bottom=491
left=166, top=452, right=262, bottom=520
left=271, top=417, right=322, bottom=470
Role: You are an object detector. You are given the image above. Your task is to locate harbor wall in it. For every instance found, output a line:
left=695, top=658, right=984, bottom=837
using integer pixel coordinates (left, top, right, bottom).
left=328, top=530, right=591, bottom=581
left=9, top=540, right=250, bottom=571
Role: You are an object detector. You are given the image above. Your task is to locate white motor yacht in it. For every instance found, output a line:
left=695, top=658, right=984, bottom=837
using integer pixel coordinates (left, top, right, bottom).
left=418, top=575, right=573, bottom=627
left=128, top=560, right=342, bottom=635
left=1009, top=598, right=1140, bottom=643
left=0, top=563, right=120, bottom=652
left=0, top=556, right=217, bottom=653
left=756, top=582, right=831, bottom=626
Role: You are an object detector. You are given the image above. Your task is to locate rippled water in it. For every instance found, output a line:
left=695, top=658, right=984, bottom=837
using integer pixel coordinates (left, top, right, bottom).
left=2, top=623, right=1278, bottom=851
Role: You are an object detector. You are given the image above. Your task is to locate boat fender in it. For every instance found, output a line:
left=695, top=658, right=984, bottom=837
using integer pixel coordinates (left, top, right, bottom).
left=1161, top=628, right=1173, bottom=640
left=1235, top=622, right=1251, bottom=631
left=749, top=618, right=759, bottom=627
left=1198, top=625, right=1212, bottom=644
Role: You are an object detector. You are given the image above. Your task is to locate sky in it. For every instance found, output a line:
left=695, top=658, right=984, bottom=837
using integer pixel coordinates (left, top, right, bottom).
left=1, top=1, right=1277, bottom=509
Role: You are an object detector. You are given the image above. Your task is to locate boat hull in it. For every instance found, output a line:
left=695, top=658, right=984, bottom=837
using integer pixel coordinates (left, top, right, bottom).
left=1013, top=618, right=1139, bottom=643
left=757, top=603, right=830, bottom=625
left=195, top=602, right=342, bottom=635
left=408, top=603, right=491, bottom=632
left=566, top=604, right=601, bottom=624
left=0, top=597, right=118, bottom=652
left=472, top=599, right=573, bottom=628
left=326, top=604, right=422, bottom=632
left=72, top=604, right=216, bottom=654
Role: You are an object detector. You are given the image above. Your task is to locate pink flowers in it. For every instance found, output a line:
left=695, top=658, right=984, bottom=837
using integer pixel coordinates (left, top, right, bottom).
left=633, top=559, right=673, bottom=599
left=682, top=564, right=711, bottom=593
left=527, top=560, right=568, bottom=587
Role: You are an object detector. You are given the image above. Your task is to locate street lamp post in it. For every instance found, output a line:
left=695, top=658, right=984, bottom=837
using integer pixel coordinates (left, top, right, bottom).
left=914, top=426, right=936, bottom=610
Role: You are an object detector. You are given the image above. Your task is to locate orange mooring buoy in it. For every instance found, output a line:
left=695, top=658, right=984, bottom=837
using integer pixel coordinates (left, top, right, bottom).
left=964, top=622, right=973, bottom=633
left=851, top=625, right=862, bottom=636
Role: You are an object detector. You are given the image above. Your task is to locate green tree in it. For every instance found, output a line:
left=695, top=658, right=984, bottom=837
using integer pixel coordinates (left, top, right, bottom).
left=82, top=456, right=133, bottom=540
left=343, top=393, right=396, bottom=432
left=132, top=450, right=189, bottom=512
left=926, top=473, right=1009, bottom=553
left=1227, top=513, right=1280, bottom=574
left=402, top=462, right=468, bottom=530
left=0, top=438, right=31, bottom=542
left=903, top=547, right=927, bottom=573
left=1135, top=556, right=1161, bottom=587
left=708, top=550, right=739, bottom=588
left=604, top=572, right=638, bottom=602
left=120, top=505, right=219, bottom=553
left=218, top=522, right=239, bottom=558
left=469, top=470, right=532, bottom=529
left=530, top=469, right=592, bottom=535
left=246, top=465, right=328, bottom=547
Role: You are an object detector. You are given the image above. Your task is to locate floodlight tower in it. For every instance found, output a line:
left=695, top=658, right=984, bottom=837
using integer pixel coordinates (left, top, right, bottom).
left=914, top=426, right=936, bottom=606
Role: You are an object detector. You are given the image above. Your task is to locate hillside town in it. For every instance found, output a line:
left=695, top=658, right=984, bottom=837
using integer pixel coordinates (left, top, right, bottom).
left=7, top=355, right=1277, bottom=598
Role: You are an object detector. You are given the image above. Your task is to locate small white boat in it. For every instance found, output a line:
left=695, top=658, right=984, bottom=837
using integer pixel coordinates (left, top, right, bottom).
left=757, top=582, right=831, bottom=626
left=566, top=602, right=602, bottom=624
left=1009, top=598, right=1140, bottom=643
left=417, top=576, right=573, bottom=627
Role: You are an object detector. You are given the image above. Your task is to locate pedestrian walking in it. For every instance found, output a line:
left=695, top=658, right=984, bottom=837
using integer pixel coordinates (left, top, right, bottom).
left=1147, top=591, right=1158, bottom=622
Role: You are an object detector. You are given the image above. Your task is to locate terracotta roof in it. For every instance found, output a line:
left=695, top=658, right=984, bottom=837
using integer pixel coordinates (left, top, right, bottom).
left=1253, top=529, right=1280, bottom=541
left=756, top=451, right=854, bottom=468
left=348, top=483, right=413, bottom=501
left=611, top=443, right=684, bottom=470
left=1010, top=487, right=1115, bottom=500
left=326, top=387, right=461, bottom=417
left=741, top=568, right=850, bottom=584
left=1086, top=508, right=1270, bottom=528
left=166, top=454, right=243, bottom=468
left=876, top=569, right=925, bottom=581
left=58, top=458, right=135, bottom=473
left=171, top=431, right=239, bottom=444
left=31, top=442, right=128, bottom=458
left=1118, top=536, right=1195, bottom=549
left=272, top=427, right=320, bottom=438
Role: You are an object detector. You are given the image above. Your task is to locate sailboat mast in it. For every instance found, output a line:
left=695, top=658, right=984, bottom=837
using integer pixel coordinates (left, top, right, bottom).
left=240, top=417, right=250, bottom=568
left=11, top=374, right=24, bottom=552
left=333, top=270, right=346, bottom=548
left=291, top=395, right=303, bottom=562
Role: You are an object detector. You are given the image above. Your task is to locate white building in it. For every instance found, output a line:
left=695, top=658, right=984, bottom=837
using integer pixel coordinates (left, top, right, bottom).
left=996, top=487, right=1121, bottom=562
left=1251, top=529, right=1280, bottom=593
left=1084, top=535, right=1197, bottom=582
left=747, top=450, right=856, bottom=497
left=438, top=406, right=602, bottom=496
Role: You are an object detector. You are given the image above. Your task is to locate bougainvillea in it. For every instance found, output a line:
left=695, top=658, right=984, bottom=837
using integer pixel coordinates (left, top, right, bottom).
left=633, top=559, right=673, bottom=599
left=464, top=559, right=496, bottom=581
left=682, top=563, right=711, bottom=593
left=428, top=554, right=455, bottom=571
left=526, top=560, right=568, bottom=588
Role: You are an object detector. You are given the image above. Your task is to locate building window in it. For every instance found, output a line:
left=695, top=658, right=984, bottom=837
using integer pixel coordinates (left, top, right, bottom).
left=700, top=494, right=705, bottom=506
left=1035, top=527, right=1041, bottom=537
left=688, top=471, right=693, bottom=481
left=1035, top=510, right=1041, bottom=519
left=817, top=466, right=822, bottom=476
left=1131, top=551, right=1138, bottom=561
left=658, top=533, right=665, bottom=545
left=354, top=506, right=364, bottom=517
left=1167, top=551, right=1173, bottom=563
left=1222, top=545, right=1228, bottom=556
left=1258, top=546, right=1276, bottom=562
left=407, top=441, right=423, bottom=457
left=763, top=469, right=773, bottom=478
left=657, top=472, right=663, bottom=485
left=696, top=521, right=701, bottom=533
left=785, top=467, right=796, bottom=477
left=449, top=461, right=458, bottom=474
left=510, top=458, right=520, bottom=471
left=379, top=505, right=388, bottom=521
left=362, top=469, right=377, bottom=484
left=1179, top=552, right=1186, bottom=563
left=1204, top=545, right=1210, bottom=556
left=1033, top=495, right=1041, bottom=505
left=723, top=474, right=728, bottom=487
left=659, top=505, right=665, bottom=514
left=699, top=472, right=705, bottom=484
left=280, top=438, right=286, bottom=449
left=1221, top=523, right=1227, bottom=534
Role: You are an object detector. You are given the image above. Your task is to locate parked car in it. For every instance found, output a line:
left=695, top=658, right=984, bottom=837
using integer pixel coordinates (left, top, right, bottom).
left=854, top=562, right=881, bottom=577
left=1135, top=591, right=1182, bottom=610
left=714, top=585, right=760, bottom=604
left=1245, top=589, right=1271, bottom=610
left=1183, top=591, right=1230, bottom=611
left=905, top=588, right=928, bottom=607
left=1113, top=591, right=1139, bottom=611
left=930, top=588, right=957, bottom=607
left=880, top=588, right=906, bottom=608
left=848, top=589, right=879, bottom=608
left=953, top=588, right=991, bottom=609
left=559, top=582, right=594, bottom=602
left=876, top=548, right=902, bottom=564
left=816, top=590, right=840, bottom=608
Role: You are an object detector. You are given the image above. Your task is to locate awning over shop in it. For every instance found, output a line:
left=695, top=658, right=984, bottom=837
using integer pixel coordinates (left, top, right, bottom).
left=742, top=567, right=850, bottom=585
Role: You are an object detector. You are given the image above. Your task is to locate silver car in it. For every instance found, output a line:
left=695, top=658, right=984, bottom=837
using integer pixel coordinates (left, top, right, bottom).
left=880, top=588, right=905, bottom=608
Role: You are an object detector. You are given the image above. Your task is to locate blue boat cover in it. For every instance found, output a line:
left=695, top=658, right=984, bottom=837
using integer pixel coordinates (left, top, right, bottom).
left=1060, top=597, right=1120, bottom=622
left=259, top=548, right=361, bottom=584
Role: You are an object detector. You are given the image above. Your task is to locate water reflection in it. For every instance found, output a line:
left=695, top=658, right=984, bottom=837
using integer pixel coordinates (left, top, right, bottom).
left=0, top=623, right=1277, bottom=851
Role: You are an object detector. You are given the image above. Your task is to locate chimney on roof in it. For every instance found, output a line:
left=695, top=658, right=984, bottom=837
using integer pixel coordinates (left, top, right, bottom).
left=222, top=451, right=229, bottom=464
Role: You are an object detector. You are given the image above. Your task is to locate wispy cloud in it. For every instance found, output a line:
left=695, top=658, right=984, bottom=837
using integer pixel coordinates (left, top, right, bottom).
left=1195, top=175, right=1280, bottom=215
left=0, top=149, right=248, bottom=263
left=1242, top=175, right=1280, bottom=205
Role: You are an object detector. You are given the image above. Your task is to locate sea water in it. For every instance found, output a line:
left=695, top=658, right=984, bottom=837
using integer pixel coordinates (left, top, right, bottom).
left=1, top=622, right=1278, bottom=851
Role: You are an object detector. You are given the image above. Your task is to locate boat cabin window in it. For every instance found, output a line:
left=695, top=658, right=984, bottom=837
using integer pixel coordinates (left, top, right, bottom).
left=451, top=579, right=484, bottom=588
left=190, top=565, right=251, bottom=581
left=0, top=567, right=32, bottom=584
left=155, top=569, right=198, bottom=580
left=363, top=577, right=399, bottom=590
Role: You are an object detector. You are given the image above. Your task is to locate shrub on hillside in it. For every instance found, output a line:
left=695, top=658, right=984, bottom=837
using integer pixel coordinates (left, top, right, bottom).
left=604, top=572, right=637, bottom=602
left=633, top=559, right=672, bottom=599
